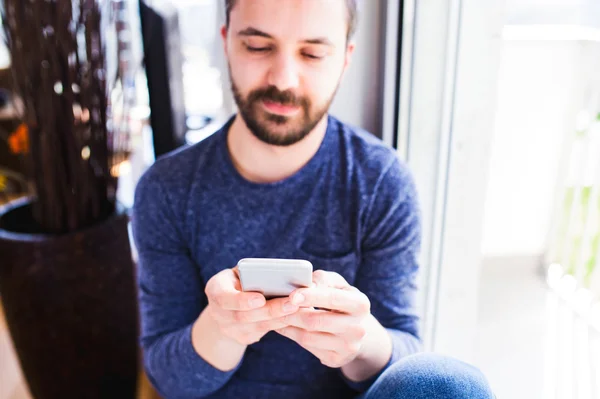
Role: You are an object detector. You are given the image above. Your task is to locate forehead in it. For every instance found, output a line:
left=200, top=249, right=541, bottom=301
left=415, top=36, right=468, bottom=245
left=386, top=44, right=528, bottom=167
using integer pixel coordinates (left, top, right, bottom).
left=229, top=0, right=348, bottom=43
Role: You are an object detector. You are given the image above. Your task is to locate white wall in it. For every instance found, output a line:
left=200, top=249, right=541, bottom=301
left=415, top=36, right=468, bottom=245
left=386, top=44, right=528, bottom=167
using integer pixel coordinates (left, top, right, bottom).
left=482, top=38, right=600, bottom=258
left=481, top=41, right=580, bottom=257
left=504, top=0, right=600, bottom=28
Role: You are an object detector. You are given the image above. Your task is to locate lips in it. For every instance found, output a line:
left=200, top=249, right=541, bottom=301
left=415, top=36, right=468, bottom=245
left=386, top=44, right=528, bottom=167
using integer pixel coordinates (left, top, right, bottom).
left=262, top=100, right=300, bottom=116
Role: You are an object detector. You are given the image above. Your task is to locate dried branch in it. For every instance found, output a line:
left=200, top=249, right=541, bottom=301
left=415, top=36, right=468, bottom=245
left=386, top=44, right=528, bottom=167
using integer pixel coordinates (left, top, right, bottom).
left=2, top=0, right=128, bottom=233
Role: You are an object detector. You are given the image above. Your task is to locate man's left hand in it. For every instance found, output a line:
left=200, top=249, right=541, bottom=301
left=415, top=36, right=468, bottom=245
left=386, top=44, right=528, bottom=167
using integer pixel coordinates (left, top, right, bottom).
left=276, top=270, right=373, bottom=368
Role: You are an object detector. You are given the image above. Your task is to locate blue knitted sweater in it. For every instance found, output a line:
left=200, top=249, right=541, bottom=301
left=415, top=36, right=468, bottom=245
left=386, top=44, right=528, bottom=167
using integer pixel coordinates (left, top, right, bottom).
left=132, top=115, right=422, bottom=399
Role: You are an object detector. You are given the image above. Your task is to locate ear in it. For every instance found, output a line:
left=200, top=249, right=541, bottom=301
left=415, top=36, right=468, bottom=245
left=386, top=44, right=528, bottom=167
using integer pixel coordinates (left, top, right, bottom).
left=221, top=25, right=229, bottom=57
left=342, top=41, right=356, bottom=75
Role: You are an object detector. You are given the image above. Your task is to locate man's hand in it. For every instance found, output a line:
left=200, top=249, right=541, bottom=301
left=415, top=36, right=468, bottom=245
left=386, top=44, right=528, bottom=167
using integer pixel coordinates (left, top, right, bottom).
left=275, top=270, right=375, bottom=369
left=204, top=267, right=301, bottom=346
left=191, top=267, right=300, bottom=371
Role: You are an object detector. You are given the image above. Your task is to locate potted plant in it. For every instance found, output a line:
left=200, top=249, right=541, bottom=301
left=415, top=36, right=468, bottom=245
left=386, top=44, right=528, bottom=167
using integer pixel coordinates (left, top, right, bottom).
left=0, top=1, right=139, bottom=397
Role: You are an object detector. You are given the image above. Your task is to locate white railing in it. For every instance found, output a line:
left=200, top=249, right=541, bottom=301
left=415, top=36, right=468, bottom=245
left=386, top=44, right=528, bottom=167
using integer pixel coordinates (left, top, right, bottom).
left=548, top=109, right=600, bottom=294
left=546, top=107, right=600, bottom=337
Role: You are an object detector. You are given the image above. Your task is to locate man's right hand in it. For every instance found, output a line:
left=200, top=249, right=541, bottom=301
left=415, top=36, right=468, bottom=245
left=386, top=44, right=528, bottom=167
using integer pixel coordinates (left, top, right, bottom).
left=191, top=267, right=300, bottom=371
left=204, top=267, right=300, bottom=346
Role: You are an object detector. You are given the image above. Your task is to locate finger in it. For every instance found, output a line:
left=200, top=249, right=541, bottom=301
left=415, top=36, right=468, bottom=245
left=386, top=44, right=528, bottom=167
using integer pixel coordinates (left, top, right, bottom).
left=206, top=269, right=266, bottom=311
left=308, top=348, right=350, bottom=369
left=275, top=327, right=353, bottom=368
left=276, top=326, right=346, bottom=352
left=232, top=266, right=242, bottom=291
left=311, top=270, right=349, bottom=288
left=207, top=304, right=236, bottom=323
left=226, top=317, right=289, bottom=337
left=283, top=308, right=363, bottom=335
left=253, top=317, right=290, bottom=333
left=290, top=286, right=370, bottom=315
left=232, top=297, right=299, bottom=323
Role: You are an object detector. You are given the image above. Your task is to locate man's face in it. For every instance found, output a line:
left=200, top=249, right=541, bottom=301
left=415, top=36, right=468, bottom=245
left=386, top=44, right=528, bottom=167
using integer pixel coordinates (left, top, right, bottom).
left=223, top=0, right=353, bottom=146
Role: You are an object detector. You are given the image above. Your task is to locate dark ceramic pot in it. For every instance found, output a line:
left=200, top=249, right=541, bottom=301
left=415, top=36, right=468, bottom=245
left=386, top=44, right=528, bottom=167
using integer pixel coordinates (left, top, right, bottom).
left=0, top=198, right=140, bottom=399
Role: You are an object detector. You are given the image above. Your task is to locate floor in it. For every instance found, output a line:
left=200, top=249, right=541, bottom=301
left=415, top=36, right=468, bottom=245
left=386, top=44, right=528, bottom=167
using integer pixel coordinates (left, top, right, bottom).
left=2, top=256, right=598, bottom=399
left=476, top=256, right=600, bottom=399
left=0, top=304, right=30, bottom=399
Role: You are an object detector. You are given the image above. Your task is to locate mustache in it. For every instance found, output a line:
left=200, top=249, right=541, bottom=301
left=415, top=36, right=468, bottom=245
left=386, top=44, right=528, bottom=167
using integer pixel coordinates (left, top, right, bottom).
left=248, top=86, right=308, bottom=107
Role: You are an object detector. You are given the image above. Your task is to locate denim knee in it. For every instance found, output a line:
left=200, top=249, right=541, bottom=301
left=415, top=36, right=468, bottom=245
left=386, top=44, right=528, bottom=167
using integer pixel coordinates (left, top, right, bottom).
left=364, top=353, right=494, bottom=399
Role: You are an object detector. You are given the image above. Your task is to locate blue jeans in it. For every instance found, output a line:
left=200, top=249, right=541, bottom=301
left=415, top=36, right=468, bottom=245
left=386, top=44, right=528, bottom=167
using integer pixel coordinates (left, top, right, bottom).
left=359, top=353, right=495, bottom=399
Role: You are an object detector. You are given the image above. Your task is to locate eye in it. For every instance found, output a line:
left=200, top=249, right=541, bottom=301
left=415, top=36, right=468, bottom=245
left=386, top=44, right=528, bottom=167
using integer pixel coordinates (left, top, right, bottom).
left=245, top=44, right=271, bottom=53
left=302, top=53, right=324, bottom=60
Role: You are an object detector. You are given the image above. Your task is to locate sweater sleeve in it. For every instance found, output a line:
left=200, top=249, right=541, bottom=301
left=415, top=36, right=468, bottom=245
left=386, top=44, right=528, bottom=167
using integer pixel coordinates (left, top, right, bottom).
left=132, top=166, right=241, bottom=399
left=342, top=157, right=423, bottom=392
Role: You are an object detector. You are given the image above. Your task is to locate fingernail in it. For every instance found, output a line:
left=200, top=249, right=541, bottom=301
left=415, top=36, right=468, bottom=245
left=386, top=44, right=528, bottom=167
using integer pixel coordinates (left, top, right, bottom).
left=283, top=301, right=297, bottom=313
left=249, top=297, right=265, bottom=309
left=292, top=293, right=305, bottom=305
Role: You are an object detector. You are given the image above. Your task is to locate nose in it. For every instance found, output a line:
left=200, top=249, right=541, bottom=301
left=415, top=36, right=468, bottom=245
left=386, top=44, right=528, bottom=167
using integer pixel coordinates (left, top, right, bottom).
left=267, top=52, right=300, bottom=92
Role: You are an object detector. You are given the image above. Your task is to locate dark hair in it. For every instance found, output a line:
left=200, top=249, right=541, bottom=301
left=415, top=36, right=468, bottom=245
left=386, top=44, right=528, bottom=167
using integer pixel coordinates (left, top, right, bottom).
left=224, top=0, right=358, bottom=40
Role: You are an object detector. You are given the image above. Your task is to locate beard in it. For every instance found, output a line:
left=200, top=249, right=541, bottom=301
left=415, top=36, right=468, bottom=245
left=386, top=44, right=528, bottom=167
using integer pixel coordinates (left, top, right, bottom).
left=230, top=74, right=339, bottom=147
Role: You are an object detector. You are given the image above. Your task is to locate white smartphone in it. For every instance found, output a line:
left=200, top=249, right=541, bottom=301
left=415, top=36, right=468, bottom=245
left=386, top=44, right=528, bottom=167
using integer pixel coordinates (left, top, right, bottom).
left=238, top=258, right=313, bottom=298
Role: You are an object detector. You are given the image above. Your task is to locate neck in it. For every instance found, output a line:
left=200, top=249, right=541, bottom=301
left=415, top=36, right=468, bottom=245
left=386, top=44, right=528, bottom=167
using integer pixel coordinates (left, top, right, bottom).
left=227, top=115, right=328, bottom=184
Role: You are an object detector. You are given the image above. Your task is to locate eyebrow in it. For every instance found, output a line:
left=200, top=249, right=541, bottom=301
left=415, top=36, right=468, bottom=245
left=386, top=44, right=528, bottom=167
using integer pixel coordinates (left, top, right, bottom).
left=302, top=37, right=334, bottom=47
left=237, top=27, right=334, bottom=47
left=238, top=27, right=272, bottom=39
